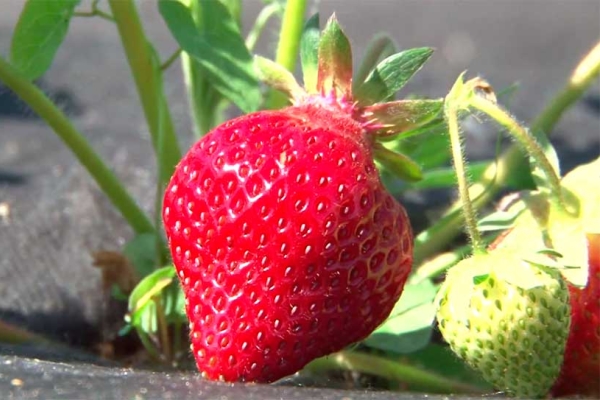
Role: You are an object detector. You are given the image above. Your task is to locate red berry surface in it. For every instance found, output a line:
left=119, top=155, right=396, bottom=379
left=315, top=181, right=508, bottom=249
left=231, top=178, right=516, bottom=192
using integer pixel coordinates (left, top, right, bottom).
left=163, top=104, right=413, bottom=382
left=551, top=233, right=600, bottom=398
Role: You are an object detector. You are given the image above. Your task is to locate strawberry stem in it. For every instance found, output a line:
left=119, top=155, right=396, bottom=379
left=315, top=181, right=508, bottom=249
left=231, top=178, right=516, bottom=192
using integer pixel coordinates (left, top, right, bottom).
left=306, top=351, right=487, bottom=394
left=108, top=0, right=181, bottom=187
left=413, top=42, right=600, bottom=264
left=0, top=56, right=155, bottom=236
left=265, top=0, right=307, bottom=109
left=444, top=77, right=486, bottom=255
left=533, top=41, right=600, bottom=136
left=245, top=1, right=282, bottom=52
left=0, top=319, right=52, bottom=345
left=467, top=94, right=567, bottom=212
left=154, top=295, right=172, bottom=363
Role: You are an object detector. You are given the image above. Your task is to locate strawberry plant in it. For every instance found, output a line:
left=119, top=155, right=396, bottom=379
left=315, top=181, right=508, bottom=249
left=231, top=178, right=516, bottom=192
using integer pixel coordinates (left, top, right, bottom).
left=1, top=0, right=599, bottom=397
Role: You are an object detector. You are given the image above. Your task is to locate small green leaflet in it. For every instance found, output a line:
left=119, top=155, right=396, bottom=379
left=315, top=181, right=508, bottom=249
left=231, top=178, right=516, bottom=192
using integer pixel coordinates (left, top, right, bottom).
left=477, top=209, right=524, bottom=232
left=363, top=279, right=438, bottom=354
left=355, top=47, right=434, bottom=104
left=254, top=56, right=304, bottom=99
left=125, top=266, right=178, bottom=334
left=159, top=0, right=261, bottom=113
left=472, top=274, right=489, bottom=285
left=10, top=0, right=80, bottom=80
left=300, top=13, right=320, bottom=93
left=354, top=34, right=396, bottom=87
left=493, top=257, right=546, bottom=290
left=317, top=15, right=353, bottom=98
left=404, top=162, right=488, bottom=191
left=373, top=143, right=423, bottom=182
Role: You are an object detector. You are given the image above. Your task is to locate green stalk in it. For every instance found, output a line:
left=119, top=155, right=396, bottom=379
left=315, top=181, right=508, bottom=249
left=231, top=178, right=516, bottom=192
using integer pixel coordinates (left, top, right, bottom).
left=0, top=57, right=155, bottom=235
left=306, top=351, right=486, bottom=394
left=0, top=319, right=51, bottom=345
left=468, top=95, right=566, bottom=210
left=445, top=99, right=485, bottom=254
left=245, top=2, right=282, bottom=52
left=413, top=41, right=600, bottom=264
left=265, top=0, right=307, bottom=109
left=136, top=330, right=161, bottom=362
left=533, top=41, right=600, bottom=135
left=107, top=0, right=181, bottom=186
left=154, top=296, right=172, bottom=363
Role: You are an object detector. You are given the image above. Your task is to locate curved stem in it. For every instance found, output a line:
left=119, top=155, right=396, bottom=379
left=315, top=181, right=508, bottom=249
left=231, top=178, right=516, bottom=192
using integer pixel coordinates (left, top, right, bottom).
left=0, top=56, right=155, bottom=235
left=533, top=41, right=600, bottom=135
left=265, top=0, right=307, bottom=109
left=108, top=0, right=181, bottom=187
left=468, top=95, right=566, bottom=211
left=413, top=41, right=600, bottom=264
left=306, top=351, right=486, bottom=394
left=445, top=101, right=485, bottom=254
left=245, top=2, right=282, bottom=52
left=160, top=48, right=182, bottom=71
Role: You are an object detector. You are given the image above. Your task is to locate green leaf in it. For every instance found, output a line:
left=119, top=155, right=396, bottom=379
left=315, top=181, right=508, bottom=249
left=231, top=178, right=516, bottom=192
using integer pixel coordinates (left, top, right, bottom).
left=477, top=207, right=525, bottom=232
left=559, top=157, right=600, bottom=235
left=365, top=99, right=443, bottom=137
left=159, top=0, right=261, bottom=113
left=123, top=233, right=160, bottom=279
left=254, top=55, right=305, bottom=99
left=492, top=191, right=590, bottom=287
left=10, top=0, right=80, bottom=80
left=163, top=281, right=187, bottom=324
left=403, top=162, right=488, bottom=191
left=393, top=119, right=451, bottom=169
left=472, top=274, right=489, bottom=285
left=317, top=14, right=353, bottom=98
left=179, top=0, right=226, bottom=137
left=127, top=266, right=176, bottom=334
left=300, top=13, right=320, bottom=93
left=355, top=47, right=434, bottom=104
left=354, top=34, right=396, bottom=87
left=493, top=257, right=547, bottom=290
left=363, top=279, right=438, bottom=354
left=537, top=248, right=564, bottom=258
left=373, top=143, right=423, bottom=182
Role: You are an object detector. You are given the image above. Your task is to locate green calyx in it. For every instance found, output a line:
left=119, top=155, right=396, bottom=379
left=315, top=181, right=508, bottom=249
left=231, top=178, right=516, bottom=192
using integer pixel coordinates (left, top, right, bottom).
left=254, top=13, right=442, bottom=182
left=436, top=251, right=571, bottom=398
left=489, top=158, right=600, bottom=289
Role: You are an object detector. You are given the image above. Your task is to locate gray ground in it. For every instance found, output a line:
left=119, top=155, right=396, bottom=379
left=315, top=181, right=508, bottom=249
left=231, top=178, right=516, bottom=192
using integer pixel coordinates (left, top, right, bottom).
left=0, top=0, right=598, bottom=398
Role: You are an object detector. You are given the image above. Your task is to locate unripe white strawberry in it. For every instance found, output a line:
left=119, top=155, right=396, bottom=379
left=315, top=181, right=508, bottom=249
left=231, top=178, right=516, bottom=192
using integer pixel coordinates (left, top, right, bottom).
left=436, top=250, right=571, bottom=398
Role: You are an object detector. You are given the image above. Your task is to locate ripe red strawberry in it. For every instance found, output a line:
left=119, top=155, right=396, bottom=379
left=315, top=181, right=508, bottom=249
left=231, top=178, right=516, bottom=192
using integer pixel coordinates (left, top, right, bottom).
left=551, top=233, right=600, bottom=398
left=162, top=16, right=436, bottom=382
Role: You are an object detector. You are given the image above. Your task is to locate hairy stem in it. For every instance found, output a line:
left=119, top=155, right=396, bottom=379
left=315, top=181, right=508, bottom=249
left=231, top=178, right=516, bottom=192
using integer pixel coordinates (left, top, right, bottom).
left=468, top=95, right=566, bottom=210
left=413, top=41, right=600, bottom=264
left=265, top=0, right=307, bottom=109
left=445, top=100, right=485, bottom=254
left=0, top=57, right=155, bottom=235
